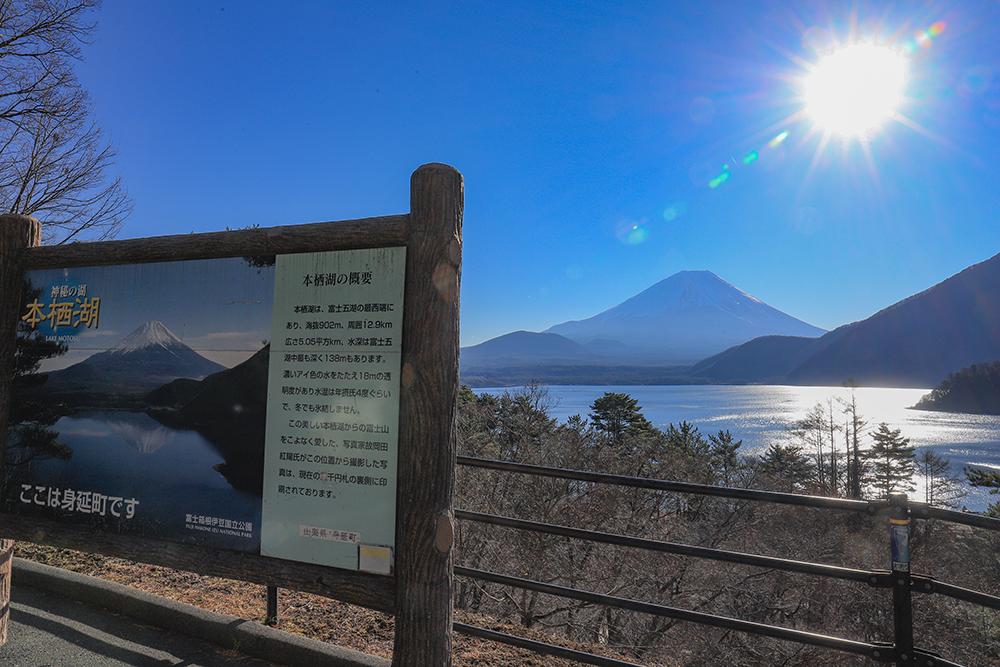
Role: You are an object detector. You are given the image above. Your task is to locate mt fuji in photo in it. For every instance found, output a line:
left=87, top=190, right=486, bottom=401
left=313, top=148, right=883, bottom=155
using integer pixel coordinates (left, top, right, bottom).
left=42, top=320, right=225, bottom=395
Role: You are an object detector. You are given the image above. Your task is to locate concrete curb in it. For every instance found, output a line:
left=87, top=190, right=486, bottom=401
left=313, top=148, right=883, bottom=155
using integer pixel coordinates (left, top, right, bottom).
left=12, top=558, right=390, bottom=667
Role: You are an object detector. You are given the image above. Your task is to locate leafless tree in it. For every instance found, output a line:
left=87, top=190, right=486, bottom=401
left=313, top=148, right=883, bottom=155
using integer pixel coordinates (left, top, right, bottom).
left=0, top=0, right=130, bottom=243
left=918, top=449, right=966, bottom=508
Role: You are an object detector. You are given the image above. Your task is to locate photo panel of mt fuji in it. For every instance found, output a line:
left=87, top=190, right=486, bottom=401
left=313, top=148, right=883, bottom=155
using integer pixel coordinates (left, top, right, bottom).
left=6, top=255, right=277, bottom=552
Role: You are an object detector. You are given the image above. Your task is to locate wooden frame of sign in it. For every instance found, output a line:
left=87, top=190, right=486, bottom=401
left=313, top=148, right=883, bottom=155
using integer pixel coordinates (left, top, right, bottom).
left=0, top=163, right=463, bottom=666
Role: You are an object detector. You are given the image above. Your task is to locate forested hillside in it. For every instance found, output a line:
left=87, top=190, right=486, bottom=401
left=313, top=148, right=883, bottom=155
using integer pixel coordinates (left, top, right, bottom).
left=914, top=361, right=1000, bottom=415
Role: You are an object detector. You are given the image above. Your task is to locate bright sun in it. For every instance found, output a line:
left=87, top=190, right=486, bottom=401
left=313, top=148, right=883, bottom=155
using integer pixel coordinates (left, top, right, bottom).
left=803, top=43, right=908, bottom=137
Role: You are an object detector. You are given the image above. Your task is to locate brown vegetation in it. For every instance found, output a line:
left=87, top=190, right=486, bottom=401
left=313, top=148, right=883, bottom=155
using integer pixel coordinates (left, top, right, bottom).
left=454, top=386, right=1000, bottom=666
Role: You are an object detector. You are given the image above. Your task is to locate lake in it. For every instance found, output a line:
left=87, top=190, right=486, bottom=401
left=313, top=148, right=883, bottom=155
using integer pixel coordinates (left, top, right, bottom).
left=476, top=384, right=1000, bottom=511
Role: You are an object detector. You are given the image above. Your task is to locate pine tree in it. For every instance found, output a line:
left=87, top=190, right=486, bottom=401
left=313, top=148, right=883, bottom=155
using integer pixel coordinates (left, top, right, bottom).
left=860, top=423, right=915, bottom=498
left=966, top=466, right=1000, bottom=517
left=708, top=430, right=741, bottom=486
left=759, top=444, right=814, bottom=492
left=589, top=392, right=653, bottom=446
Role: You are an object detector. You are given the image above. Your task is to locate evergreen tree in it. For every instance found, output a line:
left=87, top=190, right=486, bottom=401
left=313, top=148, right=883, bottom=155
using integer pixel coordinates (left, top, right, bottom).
left=662, top=421, right=711, bottom=483
left=589, top=392, right=653, bottom=446
left=966, top=466, right=1000, bottom=517
left=662, top=421, right=708, bottom=455
left=3, top=280, right=72, bottom=494
left=860, top=423, right=915, bottom=498
left=759, top=444, right=814, bottom=492
left=915, top=361, right=1000, bottom=415
left=708, top=430, right=741, bottom=486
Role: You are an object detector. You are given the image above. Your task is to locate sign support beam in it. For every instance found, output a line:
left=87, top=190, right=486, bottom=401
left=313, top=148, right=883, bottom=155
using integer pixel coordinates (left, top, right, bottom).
left=393, top=164, right=463, bottom=666
left=0, top=214, right=40, bottom=647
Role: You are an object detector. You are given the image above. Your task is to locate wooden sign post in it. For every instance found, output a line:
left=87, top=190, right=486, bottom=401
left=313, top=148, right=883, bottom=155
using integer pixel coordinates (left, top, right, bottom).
left=0, top=214, right=41, bottom=646
left=395, top=164, right=463, bottom=664
left=0, top=164, right=462, bottom=665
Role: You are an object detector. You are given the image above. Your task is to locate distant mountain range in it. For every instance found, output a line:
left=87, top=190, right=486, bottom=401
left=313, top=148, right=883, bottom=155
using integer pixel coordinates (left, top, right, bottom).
left=693, top=252, right=1000, bottom=387
left=42, top=321, right=225, bottom=395
left=462, top=253, right=1000, bottom=388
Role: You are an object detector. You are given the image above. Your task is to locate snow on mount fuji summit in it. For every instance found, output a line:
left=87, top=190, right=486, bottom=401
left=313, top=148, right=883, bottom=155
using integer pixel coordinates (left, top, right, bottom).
left=43, top=320, right=225, bottom=394
left=109, top=320, right=191, bottom=355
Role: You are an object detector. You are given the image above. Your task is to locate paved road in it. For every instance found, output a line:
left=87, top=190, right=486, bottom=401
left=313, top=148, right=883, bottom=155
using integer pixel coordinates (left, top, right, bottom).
left=0, top=585, right=280, bottom=667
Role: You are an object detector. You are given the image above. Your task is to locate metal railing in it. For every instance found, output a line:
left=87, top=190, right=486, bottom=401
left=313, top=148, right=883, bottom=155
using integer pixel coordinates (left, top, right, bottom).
left=453, top=455, right=1000, bottom=667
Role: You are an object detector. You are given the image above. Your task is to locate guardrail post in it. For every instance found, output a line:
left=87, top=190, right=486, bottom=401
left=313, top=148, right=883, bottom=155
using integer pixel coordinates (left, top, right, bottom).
left=888, top=492, right=913, bottom=665
left=0, top=214, right=41, bottom=647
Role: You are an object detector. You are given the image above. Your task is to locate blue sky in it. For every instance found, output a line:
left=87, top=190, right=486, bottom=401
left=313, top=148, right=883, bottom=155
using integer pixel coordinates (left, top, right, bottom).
left=74, top=1, right=1000, bottom=345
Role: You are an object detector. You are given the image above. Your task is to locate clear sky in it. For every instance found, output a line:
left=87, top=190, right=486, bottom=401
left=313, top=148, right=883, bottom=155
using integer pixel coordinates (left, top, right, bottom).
left=73, top=1, right=1000, bottom=345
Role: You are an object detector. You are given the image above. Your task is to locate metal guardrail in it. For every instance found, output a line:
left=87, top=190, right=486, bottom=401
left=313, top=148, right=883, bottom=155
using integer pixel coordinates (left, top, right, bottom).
left=454, top=455, right=998, bottom=667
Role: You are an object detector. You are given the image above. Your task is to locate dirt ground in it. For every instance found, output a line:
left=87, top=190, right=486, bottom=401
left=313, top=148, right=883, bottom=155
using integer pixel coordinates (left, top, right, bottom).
left=14, top=542, right=640, bottom=666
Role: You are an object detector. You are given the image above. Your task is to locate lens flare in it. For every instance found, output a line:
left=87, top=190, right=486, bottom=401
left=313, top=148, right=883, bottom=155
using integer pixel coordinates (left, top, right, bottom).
left=768, top=131, right=789, bottom=148
left=625, top=224, right=649, bottom=244
left=616, top=219, right=650, bottom=245
left=708, top=167, right=730, bottom=189
left=902, top=20, right=946, bottom=54
left=703, top=132, right=790, bottom=191
left=662, top=202, right=686, bottom=221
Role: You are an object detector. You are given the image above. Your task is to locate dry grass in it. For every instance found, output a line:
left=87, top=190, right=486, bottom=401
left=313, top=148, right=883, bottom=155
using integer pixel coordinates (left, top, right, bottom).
left=15, top=542, right=645, bottom=666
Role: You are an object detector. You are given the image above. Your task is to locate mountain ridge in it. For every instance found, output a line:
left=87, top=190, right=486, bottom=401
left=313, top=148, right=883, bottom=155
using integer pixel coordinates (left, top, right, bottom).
left=692, top=251, right=1000, bottom=387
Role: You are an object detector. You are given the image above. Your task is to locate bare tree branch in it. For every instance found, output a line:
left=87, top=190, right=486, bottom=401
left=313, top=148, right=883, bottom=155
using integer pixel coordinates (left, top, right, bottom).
left=0, top=0, right=129, bottom=243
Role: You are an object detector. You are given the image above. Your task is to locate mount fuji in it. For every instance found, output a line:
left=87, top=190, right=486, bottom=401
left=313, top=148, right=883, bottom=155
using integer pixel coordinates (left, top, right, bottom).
left=43, top=321, right=225, bottom=395
left=460, top=271, right=825, bottom=384
left=544, top=271, right=825, bottom=364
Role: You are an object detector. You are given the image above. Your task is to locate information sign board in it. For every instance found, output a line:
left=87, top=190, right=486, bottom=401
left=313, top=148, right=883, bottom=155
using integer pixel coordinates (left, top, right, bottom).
left=261, top=247, right=405, bottom=571
left=6, top=248, right=405, bottom=572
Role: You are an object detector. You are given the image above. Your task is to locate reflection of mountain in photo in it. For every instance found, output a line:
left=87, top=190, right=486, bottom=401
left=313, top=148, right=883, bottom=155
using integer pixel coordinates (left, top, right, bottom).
left=103, top=411, right=175, bottom=454
left=3, top=409, right=261, bottom=551
left=42, top=321, right=225, bottom=395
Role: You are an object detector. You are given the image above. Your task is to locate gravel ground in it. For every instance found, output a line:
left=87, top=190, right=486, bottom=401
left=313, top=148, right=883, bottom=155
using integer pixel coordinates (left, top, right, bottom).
left=13, top=542, right=643, bottom=666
